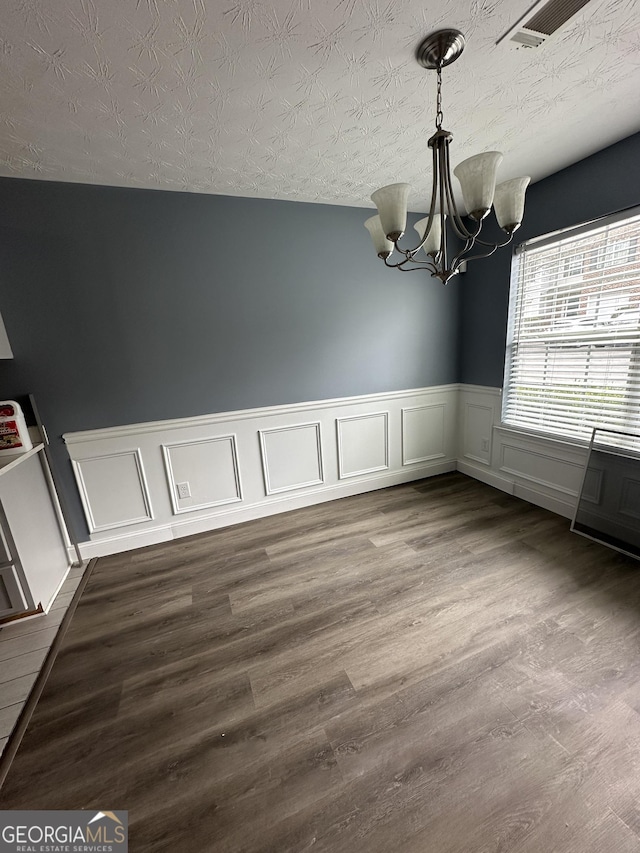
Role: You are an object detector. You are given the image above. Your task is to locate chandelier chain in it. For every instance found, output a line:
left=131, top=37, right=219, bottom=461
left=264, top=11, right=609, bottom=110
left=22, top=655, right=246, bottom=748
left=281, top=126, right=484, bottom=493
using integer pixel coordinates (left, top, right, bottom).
left=435, top=66, right=443, bottom=130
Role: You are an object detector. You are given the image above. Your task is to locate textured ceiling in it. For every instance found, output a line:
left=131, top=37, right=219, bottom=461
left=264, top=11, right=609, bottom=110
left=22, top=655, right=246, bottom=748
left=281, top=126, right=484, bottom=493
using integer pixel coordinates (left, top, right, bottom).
left=0, top=0, right=639, bottom=211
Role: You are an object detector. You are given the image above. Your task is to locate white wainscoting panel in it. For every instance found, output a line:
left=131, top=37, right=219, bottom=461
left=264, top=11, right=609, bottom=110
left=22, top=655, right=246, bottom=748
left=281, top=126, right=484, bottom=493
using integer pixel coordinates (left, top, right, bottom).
left=457, top=385, right=590, bottom=519
left=63, top=385, right=606, bottom=556
left=620, top=477, right=640, bottom=520
left=499, top=443, right=584, bottom=497
left=72, top=450, right=153, bottom=533
left=463, top=404, right=494, bottom=465
left=337, top=412, right=389, bottom=479
left=402, top=405, right=445, bottom=466
left=64, top=386, right=459, bottom=557
left=259, top=423, right=324, bottom=495
left=459, top=386, right=502, bottom=467
left=582, top=467, right=604, bottom=505
left=162, top=435, right=242, bottom=515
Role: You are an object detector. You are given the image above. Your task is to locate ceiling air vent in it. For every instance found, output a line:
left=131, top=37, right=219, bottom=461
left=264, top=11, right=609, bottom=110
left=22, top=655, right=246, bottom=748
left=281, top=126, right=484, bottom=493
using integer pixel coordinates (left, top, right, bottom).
left=497, top=0, right=593, bottom=50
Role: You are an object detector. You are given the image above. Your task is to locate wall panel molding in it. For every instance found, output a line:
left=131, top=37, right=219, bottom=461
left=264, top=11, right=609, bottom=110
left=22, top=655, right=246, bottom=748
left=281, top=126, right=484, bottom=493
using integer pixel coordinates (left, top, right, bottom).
left=336, top=412, right=389, bottom=479
left=65, top=385, right=458, bottom=556
left=401, top=404, right=446, bottom=466
left=458, top=386, right=589, bottom=519
left=64, top=385, right=459, bottom=445
left=72, top=449, right=153, bottom=533
left=259, top=422, right=324, bottom=495
left=162, top=435, right=242, bottom=515
left=65, top=383, right=598, bottom=556
left=462, top=403, right=494, bottom=466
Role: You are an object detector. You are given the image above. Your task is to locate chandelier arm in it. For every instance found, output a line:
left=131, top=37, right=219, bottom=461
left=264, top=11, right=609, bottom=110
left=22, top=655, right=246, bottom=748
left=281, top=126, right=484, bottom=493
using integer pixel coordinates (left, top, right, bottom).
left=455, top=233, right=515, bottom=265
left=438, top=138, right=450, bottom=276
left=442, top=142, right=476, bottom=240
left=384, top=254, right=438, bottom=274
left=472, top=233, right=515, bottom=250
left=384, top=255, right=412, bottom=269
left=398, top=262, right=438, bottom=273
left=404, top=142, right=441, bottom=258
left=449, top=236, right=475, bottom=272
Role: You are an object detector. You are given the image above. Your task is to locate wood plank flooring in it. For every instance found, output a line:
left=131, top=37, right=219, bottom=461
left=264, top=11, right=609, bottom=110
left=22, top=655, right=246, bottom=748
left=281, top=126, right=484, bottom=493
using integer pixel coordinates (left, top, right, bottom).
left=0, top=564, right=85, bottom=758
left=2, top=473, right=640, bottom=851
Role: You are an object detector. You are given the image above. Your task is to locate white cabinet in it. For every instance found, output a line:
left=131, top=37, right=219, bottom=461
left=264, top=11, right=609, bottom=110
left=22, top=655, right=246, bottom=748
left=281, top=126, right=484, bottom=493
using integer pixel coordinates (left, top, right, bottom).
left=0, top=446, right=71, bottom=620
left=0, top=566, right=28, bottom=619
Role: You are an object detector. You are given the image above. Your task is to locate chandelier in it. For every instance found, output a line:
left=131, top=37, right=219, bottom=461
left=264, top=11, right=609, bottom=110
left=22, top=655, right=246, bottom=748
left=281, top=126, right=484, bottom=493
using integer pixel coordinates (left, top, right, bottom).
left=364, top=29, right=530, bottom=284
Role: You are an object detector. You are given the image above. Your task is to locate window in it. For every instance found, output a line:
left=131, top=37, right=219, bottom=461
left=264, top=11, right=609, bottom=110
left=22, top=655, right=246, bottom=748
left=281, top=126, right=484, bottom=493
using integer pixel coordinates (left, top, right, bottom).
left=502, top=207, right=640, bottom=442
left=562, top=253, right=583, bottom=278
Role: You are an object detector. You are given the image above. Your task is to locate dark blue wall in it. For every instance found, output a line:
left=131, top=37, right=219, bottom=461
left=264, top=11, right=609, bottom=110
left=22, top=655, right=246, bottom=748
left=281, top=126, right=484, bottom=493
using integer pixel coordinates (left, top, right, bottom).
left=458, top=132, right=640, bottom=387
left=0, top=178, right=459, bottom=539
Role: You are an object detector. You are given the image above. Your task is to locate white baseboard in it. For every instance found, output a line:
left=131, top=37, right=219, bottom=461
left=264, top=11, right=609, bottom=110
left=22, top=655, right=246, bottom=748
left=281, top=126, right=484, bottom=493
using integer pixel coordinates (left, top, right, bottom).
left=512, top=484, right=575, bottom=519
left=455, top=460, right=514, bottom=494
left=42, top=566, right=71, bottom=613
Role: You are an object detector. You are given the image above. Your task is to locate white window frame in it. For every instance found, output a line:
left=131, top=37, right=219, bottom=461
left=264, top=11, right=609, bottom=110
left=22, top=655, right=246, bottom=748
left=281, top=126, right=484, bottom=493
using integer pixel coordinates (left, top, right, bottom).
left=502, top=205, right=640, bottom=445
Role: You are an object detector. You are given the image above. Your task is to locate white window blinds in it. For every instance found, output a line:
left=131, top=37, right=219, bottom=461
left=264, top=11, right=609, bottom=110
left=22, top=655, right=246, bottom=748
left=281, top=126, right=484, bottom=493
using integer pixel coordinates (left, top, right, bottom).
left=502, top=207, right=640, bottom=442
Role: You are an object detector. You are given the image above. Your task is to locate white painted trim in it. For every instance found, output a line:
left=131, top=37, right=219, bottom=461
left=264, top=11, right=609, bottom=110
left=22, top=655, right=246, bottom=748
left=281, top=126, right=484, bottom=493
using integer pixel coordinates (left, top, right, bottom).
left=498, top=444, right=583, bottom=499
left=336, top=411, right=390, bottom=480
left=258, top=422, right=324, bottom=495
left=60, top=383, right=602, bottom=557
left=77, top=460, right=457, bottom=558
left=79, top=525, right=174, bottom=559
left=462, top=402, right=494, bottom=466
left=162, top=435, right=243, bottom=515
left=513, top=483, right=575, bottom=519
left=455, top=460, right=515, bottom=495
left=581, top=468, right=604, bottom=505
left=458, top=384, right=502, bottom=397
left=42, top=565, right=71, bottom=613
left=72, top=449, right=154, bottom=533
left=619, top=477, right=640, bottom=520
left=63, top=385, right=459, bottom=445
left=494, top=423, right=588, bottom=454
left=401, top=404, right=446, bottom=466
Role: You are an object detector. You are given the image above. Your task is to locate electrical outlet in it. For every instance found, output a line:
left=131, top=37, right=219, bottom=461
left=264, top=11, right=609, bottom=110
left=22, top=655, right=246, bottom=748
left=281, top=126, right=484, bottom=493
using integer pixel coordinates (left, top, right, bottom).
left=176, top=481, right=191, bottom=499
left=481, top=438, right=490, bottom=452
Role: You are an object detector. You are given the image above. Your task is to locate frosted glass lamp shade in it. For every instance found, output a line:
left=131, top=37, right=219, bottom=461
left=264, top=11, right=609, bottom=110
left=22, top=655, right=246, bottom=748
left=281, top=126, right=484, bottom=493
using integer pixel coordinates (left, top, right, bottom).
left=371, top=183, right=411, bottom=241
left=364, top=215, right=393, bottom=258
left=414, top=214, right=443, bottom=256
left=494, top=176, right=530, bottom=232
left=453, top=152, right=503, bottom=220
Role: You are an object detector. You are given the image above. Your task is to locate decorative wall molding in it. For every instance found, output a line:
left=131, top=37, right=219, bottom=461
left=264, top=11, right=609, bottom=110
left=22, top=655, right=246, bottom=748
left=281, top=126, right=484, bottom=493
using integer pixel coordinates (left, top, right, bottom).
left=336, top=412, right=389, bottom=479
left=401, top=405, right=446, bottom=466
left=619, top=478, right=640, bottom=521
left=259, top=422, right=324, bottom=495
left=499, top=443, right=584, bottom=498
left=72, top=449, right=154, bottom=534
left=458, top=384, right=502, bottom=397
left=162, top=435, right=242, bottom=515
left=462, top=403, right=494, bottom=466
left=78, top=461, right=456, bottom=559
left=64, top=383, right=597, bottom=557
left=582, top=467, right=604, bottom=505
left=65, top=385, right=458, bottom=557
left=64, top=386, right=459, bottom=445
left=460, top=392, right=589, bottom=518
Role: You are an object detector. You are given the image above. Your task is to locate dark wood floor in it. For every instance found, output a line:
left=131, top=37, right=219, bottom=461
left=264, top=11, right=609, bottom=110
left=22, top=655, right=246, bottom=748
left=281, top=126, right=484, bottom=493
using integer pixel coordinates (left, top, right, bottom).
left=2, top=473, right=640, bottom=851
